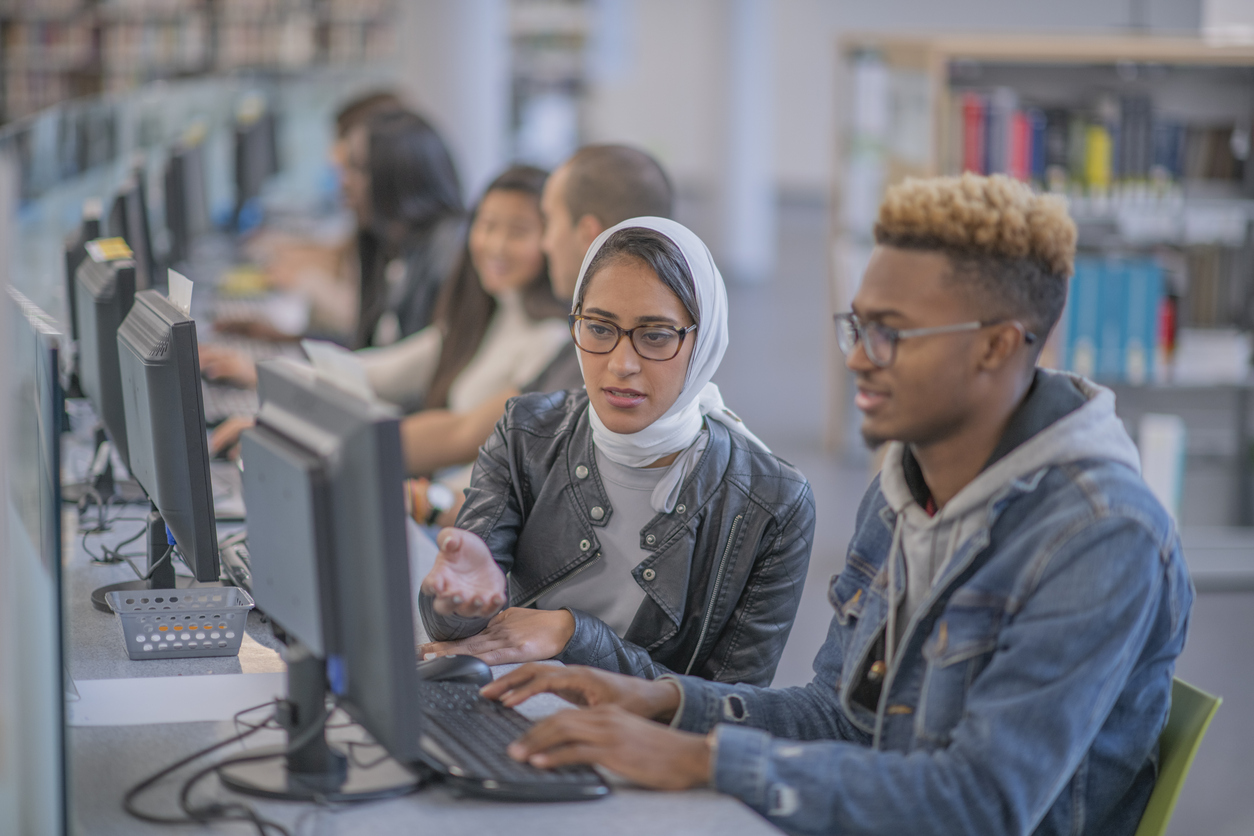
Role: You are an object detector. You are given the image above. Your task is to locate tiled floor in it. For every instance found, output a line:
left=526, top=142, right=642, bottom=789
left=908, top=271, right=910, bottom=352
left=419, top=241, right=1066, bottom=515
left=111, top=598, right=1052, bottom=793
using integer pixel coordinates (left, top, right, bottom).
left=700, top=196, right=1254, bottom=834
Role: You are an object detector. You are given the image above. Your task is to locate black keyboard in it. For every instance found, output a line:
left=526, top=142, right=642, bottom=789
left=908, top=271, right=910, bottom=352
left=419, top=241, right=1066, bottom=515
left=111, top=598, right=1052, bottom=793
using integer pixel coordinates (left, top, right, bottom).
left=419, top=681, right=609, bottom=801
left=202, top=382, right=260, bottom=425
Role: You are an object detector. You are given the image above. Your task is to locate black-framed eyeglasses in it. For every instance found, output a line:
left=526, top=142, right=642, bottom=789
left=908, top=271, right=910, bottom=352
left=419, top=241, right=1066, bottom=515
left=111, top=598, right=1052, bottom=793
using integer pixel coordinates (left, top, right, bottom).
left=833, top=312, right=1036, bottom=369
left=569, top=314, right=697, bottom=362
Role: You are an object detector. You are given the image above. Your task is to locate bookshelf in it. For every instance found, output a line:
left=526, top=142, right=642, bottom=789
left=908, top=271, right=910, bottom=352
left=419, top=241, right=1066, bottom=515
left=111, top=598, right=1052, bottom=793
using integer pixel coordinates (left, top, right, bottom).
left=830, top=34, right=1254, bottom=527
left=509, top=0, right=590, bottom=168
left=0, top=0, right=395, bottom=125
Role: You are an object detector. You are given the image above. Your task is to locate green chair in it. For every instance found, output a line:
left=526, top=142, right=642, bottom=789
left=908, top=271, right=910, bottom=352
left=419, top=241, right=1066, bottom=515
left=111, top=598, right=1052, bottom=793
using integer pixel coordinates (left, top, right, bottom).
left=1134, top=678, right=1222, bottom=836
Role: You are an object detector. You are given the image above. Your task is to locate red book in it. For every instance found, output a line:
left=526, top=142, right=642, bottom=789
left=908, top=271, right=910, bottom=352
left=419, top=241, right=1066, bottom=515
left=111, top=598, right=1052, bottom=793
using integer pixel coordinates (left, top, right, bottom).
left=1009, top=110, right=1030, bottom=181
left=962, top=93, right=986, bottom=174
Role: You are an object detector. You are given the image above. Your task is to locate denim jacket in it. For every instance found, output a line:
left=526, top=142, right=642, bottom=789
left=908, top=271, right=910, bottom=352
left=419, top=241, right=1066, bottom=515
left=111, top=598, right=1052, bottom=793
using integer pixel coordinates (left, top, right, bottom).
left=663, top=372, right=1194, bottom=835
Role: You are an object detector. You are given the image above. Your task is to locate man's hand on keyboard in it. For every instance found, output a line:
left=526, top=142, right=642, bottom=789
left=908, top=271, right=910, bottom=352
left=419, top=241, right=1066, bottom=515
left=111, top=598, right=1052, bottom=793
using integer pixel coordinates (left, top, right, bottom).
left=421, top=528, right=508, bottom=619
left=210, top=415, right=256, bottom=459
left=199, top=344, right=259, bottom=388
left=506, top=704, right=712, bottom=791
left=482, top=663, right=682, bottom=723
left=419, top=608, right=575, bottom=667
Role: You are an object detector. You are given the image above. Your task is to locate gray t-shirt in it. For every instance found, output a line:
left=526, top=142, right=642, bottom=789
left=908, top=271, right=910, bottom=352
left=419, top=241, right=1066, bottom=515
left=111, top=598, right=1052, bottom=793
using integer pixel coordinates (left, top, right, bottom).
left=533, top=447, right=658, bottom=636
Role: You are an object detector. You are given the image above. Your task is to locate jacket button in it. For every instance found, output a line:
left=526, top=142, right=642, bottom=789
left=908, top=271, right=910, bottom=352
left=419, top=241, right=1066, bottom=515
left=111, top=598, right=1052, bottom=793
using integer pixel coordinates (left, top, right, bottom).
left=575, top=465, right=589, bottom=479
left=675, top=504, right=686, bottom=514
left=579, top=539, right=591, bottom=552
left=590, top=506, right=604, bottom=520
left=642, top=568, right=656, bottom=581
left=645, top=534, right=656, bottom=545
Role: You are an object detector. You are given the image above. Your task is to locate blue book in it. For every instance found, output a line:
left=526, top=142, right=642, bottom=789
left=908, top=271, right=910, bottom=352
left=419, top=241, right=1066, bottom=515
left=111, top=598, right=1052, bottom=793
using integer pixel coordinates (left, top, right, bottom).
left=1028, top=108, right=1048, bottom=183
left=1065, top=257, right=1102, bottom=378
left=1097, top=258, right=1127, bottom=382
left=1123, top=258, right=1163, bottom=385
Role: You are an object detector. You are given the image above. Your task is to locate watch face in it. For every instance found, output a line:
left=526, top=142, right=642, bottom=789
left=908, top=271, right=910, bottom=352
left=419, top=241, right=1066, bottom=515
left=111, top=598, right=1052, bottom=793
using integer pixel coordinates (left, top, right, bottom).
left=427, top=482, right=456, bottom=512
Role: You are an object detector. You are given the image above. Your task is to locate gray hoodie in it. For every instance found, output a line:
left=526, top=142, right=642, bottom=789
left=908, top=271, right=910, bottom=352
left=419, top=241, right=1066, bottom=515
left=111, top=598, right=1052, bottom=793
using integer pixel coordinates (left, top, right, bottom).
left=878, top=370, right=1142, bottom=657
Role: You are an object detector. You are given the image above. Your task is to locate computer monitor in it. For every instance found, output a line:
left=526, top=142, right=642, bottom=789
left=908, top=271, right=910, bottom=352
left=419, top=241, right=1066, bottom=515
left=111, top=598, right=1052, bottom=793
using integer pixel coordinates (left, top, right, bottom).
left=234, top=106, right=279, bottom=224
left=74, top=243, right=136, bottom=472
left=108, top=172, right=155, bottom=291
left=62, top=200, right=103, bottom=399
left=224, top=359, right=606, bottom=803
left=224, top=358, right=420, bottom=801
left=63, top=199, right=102, bottom=346
left=116, top=289, right=220, bottom=586
left=4, top=287, right=68, bottom=835
left=164, top=140, right=209, bottom=266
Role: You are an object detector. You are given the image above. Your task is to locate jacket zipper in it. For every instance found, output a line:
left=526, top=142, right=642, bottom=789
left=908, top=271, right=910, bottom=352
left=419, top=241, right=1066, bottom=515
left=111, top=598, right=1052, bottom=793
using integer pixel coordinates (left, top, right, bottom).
left=685, top=514, right=742, bottom=675
left=516, top=553, right=600, bottom=608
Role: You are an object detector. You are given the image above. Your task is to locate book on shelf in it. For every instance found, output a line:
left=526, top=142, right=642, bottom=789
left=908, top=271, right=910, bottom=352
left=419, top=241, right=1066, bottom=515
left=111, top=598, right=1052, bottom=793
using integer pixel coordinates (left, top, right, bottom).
left=950, top=85, right=1250, bottom=193
left=1062, top=255, right=1165, bottom=385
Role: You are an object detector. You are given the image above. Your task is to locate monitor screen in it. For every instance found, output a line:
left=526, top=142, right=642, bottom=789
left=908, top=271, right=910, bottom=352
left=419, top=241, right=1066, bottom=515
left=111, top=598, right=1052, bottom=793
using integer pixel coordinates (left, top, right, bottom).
left=108, top=175, right=155, bottom=291
left=117, top=289, right=219, bottom=582
left=63, top=203, right=102, bottom=344
left=74, top=250, right=136, bottom=470
left=235, top=109, right=279, bottom=213
left=4, top=287, right=68, bottom=835
left=164, top=142, right=209, bottom=266
left=241, top=359, right=422, bottom=762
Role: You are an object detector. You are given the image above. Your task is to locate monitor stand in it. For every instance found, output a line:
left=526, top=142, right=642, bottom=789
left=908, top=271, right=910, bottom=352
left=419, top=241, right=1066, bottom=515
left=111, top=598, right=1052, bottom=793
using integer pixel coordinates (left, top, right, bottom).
left=218, top=641, right=421, bottom=802
left=62, top=429, right=145, bottom=512
left=89, top=504, right=214, bottom=613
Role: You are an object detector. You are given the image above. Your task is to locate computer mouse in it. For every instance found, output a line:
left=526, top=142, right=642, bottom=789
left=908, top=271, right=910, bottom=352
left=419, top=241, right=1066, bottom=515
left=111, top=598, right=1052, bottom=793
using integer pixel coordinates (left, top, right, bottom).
left=415, top=654, right=493, bottom=687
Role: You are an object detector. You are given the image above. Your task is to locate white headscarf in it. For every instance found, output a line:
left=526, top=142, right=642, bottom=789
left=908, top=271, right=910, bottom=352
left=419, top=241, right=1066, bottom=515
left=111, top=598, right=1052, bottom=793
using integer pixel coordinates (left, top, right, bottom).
left=571, top=216, right=770, bottom=511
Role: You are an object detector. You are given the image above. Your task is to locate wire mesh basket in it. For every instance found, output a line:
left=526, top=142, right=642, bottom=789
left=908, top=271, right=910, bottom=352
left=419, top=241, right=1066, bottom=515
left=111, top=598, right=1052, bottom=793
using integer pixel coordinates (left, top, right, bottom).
left=106, top=588, right=255, bottom=661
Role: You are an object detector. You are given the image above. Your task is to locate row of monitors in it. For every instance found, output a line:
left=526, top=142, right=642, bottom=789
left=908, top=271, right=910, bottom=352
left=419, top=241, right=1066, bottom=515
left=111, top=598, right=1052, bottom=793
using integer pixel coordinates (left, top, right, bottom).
left=47, top=100, right=462, bottom=800
left=64, top=105, right=280, bottom=348
left=8, top=271, right=413, bottom=832
left=61, top=106, right=283, bottom=580
left=71, top=251, right=220, bottom=584
left=63, top=254, right=431, bottom=789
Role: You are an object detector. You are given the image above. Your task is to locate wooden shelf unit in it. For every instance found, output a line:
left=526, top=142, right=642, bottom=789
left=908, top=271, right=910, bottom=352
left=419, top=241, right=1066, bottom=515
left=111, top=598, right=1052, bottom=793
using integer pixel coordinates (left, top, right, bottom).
left=826, top=34, right=1254, bottom=468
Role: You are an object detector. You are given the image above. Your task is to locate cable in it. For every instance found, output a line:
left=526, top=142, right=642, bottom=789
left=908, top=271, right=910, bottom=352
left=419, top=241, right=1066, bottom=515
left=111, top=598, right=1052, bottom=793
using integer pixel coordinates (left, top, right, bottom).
left=82, top=517, right=148, bottom=564
left=344, top=740, right=391, bottom=770
left=176, top=702, right=336, bottom=836
left=122, top=699, right=278, bottom=828
left=119, top=543, right=175, bottom=583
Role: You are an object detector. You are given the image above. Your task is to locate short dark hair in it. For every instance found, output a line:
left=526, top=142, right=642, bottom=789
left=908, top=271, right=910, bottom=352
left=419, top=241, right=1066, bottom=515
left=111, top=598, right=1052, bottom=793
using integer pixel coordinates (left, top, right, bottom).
left=576, top=228, right=698, bottom=326
left=335, top=91, right=403, bottom=138
left=874, top=174, right=1076, bottom=341
left=563, top=145, right=673, bottom=227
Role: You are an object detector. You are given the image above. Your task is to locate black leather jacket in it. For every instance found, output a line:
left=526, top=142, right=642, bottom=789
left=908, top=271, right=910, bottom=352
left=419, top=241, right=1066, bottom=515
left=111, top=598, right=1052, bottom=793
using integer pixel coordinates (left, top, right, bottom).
left=420, top=390, right=815, bottom=686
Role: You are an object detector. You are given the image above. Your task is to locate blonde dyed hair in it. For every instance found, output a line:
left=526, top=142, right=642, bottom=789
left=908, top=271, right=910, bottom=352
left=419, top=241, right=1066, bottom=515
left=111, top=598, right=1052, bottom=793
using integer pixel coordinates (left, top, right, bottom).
left=875, top=173, right=1075, bottom=276
left=874, top=173, right=1077, bottom=336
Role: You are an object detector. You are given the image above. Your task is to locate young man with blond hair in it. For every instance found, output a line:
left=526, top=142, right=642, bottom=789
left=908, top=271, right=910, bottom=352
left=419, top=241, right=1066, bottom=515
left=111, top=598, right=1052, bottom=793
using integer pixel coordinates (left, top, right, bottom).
left=481, top=174, right=1193, bottom=836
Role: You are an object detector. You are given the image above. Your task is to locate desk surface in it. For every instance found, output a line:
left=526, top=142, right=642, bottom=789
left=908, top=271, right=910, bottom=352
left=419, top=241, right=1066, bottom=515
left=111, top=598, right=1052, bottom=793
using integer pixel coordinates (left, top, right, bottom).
left=63, top=504, right=781, bottom=835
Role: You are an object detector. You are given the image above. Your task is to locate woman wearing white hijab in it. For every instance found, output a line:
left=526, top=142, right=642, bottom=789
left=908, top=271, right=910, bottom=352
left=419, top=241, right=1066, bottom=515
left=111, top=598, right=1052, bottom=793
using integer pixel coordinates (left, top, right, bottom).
left=417, top=218, right=815, bottom=686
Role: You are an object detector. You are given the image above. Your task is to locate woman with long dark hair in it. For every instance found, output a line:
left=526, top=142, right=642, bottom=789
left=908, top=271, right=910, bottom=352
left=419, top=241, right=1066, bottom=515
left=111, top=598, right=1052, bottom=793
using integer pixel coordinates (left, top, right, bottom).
left=343, top=109, right=465, bottom=348
left=357, top=164, right=569, bottom=417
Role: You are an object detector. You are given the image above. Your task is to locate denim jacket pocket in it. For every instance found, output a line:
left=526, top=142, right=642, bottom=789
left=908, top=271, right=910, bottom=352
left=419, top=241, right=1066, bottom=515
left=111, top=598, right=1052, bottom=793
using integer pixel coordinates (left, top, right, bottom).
left=917, top=600, right=1004, bottom=747
left=829, top=553, right=876, bottom=626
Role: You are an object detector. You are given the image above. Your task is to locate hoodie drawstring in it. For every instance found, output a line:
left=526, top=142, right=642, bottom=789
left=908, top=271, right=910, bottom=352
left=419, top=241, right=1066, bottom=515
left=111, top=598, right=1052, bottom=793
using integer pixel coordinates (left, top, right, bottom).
left=884, top=513, right=906, bottom=671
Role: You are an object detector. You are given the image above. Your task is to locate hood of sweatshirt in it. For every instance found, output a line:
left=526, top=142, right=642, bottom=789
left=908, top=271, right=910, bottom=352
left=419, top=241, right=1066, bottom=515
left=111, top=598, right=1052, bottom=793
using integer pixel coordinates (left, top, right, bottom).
left=877, top=369, right=1142, bottom=651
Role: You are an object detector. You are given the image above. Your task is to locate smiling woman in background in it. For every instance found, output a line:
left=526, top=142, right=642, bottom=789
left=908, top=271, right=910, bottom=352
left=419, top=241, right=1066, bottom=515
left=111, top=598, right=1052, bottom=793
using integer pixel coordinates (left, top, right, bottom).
left=416, top=217, right=815, bottom=687
left=357, top=164, right=571, bottom=432
left=208, top=165, right=571, bottom=506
